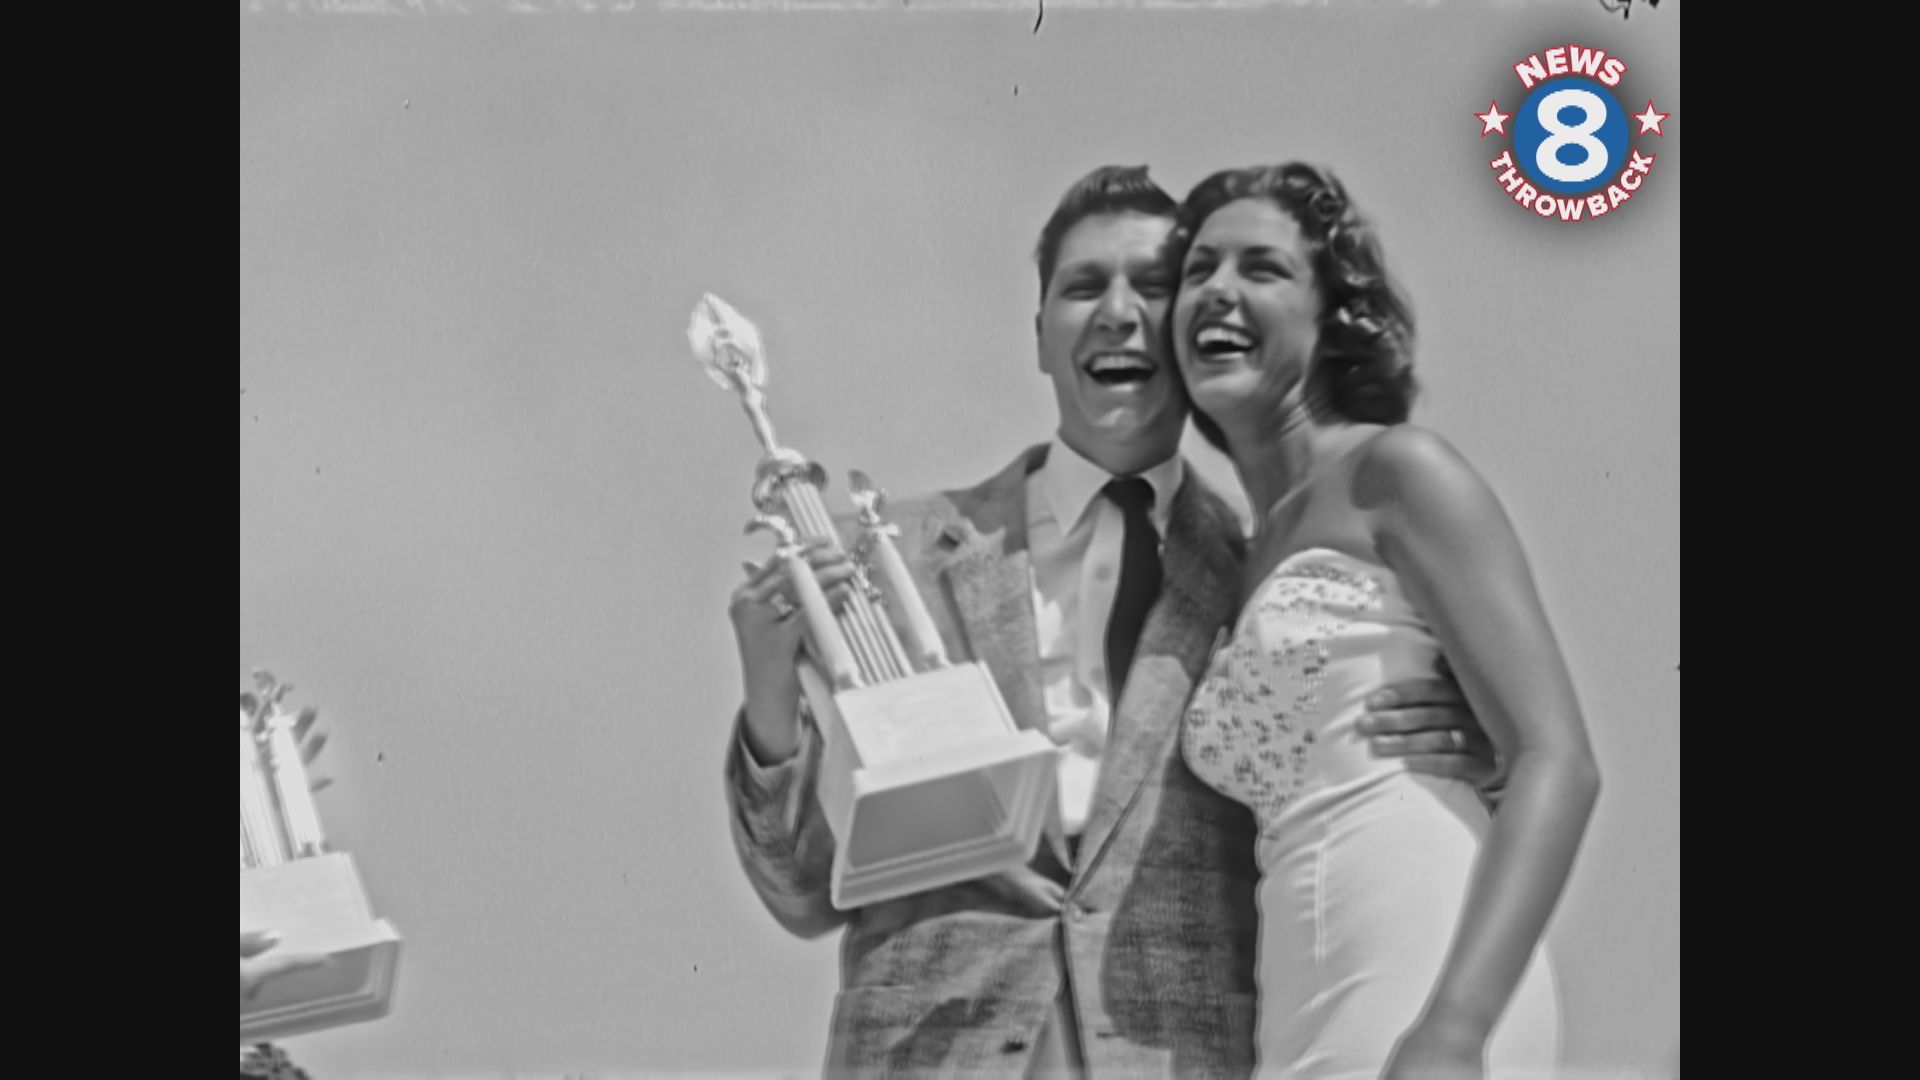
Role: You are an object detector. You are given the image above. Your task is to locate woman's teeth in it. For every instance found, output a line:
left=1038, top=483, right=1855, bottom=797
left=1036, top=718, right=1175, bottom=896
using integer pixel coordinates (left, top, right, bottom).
left=1196, top=326, right=1256, bottom=356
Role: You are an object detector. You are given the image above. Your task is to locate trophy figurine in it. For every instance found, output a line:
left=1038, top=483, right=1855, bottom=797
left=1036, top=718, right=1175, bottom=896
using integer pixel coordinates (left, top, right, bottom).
left=239, top=671, right=401, bottom=1041
left=690, top=293, right=1057, bottom=909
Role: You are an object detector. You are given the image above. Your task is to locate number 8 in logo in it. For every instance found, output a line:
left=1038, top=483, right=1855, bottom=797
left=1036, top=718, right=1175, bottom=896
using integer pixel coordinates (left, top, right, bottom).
left=1513, top=78, right=1629, bottom=196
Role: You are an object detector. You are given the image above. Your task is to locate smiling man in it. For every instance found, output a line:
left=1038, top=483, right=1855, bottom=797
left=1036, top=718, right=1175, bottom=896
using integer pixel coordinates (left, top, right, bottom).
left=722, top=165, right=1496, bottom=1079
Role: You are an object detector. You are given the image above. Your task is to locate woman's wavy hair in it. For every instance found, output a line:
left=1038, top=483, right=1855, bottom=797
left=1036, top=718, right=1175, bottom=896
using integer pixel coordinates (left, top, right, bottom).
left=1173, top=163, right=1417, bottom=451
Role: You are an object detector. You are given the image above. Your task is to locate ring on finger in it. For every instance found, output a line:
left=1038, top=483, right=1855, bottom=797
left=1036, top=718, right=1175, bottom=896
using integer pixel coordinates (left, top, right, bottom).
left=1447, top=728, right=1467, bottom=752
left=768, top=593, right=797, bottom=620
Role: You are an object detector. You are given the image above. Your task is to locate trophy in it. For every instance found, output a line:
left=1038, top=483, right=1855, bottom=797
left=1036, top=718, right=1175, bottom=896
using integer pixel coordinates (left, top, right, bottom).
left=690, top=293, right=1057, bottom=909
left=240, top=671, right=401, bottom=1041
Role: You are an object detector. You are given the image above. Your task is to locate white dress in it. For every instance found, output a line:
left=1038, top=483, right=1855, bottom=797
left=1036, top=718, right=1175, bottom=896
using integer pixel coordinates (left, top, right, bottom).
left=1182, top=548, right=1561, bottom=1080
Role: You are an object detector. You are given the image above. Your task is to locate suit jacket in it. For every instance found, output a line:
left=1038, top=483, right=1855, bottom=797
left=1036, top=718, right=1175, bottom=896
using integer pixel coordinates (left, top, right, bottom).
left=725, top=444, right=1261, bottom=1078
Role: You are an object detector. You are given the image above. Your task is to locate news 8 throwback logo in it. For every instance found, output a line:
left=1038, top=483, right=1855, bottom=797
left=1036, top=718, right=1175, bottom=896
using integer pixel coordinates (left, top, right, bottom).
left=1475, top=44, right=1670, bottom=223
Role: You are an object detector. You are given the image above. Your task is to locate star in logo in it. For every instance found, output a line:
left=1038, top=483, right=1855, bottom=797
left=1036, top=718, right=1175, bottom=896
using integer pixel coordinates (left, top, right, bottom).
left=1475, top=100, right=1511, bottom=137
left=1633, top=100, right=1670, bottom=136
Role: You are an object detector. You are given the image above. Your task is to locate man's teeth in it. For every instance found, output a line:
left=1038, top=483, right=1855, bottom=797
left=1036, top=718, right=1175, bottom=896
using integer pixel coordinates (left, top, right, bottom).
left=1087, top=353, right=1154, bottom=375
left=1197, top=326, right=1256, bottom=352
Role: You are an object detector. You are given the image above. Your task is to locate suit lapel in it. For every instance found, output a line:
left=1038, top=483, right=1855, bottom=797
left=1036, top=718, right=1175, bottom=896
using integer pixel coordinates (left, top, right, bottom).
left=943, top=539, right=1046, bottom=738
left=1071, top=473, right=1245, bottom=885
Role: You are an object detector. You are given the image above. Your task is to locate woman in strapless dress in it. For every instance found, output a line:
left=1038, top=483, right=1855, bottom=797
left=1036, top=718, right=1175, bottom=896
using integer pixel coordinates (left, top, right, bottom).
left=1168, top=163, right=1601, bottom=1080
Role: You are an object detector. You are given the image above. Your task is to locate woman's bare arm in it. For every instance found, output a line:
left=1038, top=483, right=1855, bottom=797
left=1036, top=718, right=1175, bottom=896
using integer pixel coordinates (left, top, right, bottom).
left=1364, top=424, right=1602, bottom=1048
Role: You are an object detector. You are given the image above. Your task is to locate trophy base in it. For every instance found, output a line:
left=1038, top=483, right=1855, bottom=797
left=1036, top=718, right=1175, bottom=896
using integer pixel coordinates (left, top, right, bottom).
left=806, top=661, right=1058, bottom=910
left=240, top=852, right=402, bottom=1043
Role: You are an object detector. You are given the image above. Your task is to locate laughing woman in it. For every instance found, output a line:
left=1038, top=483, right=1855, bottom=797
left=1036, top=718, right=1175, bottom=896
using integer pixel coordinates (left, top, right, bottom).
left=1172, top=163, right=1600, bottom=1080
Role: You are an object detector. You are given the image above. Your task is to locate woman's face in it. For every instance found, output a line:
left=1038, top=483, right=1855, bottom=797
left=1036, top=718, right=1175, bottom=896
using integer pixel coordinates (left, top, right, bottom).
left=1173, top=197, right=1325, bottom=427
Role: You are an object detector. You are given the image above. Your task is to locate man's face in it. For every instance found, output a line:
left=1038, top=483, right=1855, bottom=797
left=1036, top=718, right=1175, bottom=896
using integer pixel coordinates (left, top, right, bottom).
left=1035, top=211, right=1188, bottom=474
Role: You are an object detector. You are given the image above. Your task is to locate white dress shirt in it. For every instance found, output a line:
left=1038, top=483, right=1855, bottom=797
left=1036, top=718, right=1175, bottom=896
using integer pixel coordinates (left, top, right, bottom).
left=1025, top=436, right=1182, bottom=837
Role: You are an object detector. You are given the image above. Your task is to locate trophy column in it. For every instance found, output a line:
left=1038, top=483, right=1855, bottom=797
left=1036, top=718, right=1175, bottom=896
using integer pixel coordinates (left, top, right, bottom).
left=241, top=709, right=288, bottom=870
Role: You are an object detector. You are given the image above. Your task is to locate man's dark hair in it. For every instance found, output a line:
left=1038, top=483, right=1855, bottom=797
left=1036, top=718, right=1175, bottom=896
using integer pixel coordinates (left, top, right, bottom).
left=1033, top=164, right=1178, bottom=301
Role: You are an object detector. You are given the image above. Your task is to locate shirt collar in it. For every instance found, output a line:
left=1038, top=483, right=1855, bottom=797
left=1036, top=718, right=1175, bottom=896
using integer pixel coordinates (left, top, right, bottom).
left=1037, top=434, right=1184, bottom=534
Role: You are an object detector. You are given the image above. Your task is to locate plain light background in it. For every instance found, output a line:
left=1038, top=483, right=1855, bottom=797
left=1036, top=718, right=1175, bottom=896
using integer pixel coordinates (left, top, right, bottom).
left=239, top=3, right=1679, bottom=1077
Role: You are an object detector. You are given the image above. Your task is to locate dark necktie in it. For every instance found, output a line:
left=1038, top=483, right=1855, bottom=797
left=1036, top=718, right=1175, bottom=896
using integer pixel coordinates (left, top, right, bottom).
left=1102, top=476, right=1162, bottom=704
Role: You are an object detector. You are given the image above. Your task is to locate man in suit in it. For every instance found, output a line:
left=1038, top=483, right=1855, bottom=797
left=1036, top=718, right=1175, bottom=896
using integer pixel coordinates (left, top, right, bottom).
left=724, top=165, right=1497, bottom=1078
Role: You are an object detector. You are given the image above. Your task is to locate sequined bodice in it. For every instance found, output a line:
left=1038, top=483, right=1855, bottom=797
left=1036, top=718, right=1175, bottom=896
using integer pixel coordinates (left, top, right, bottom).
left=1181, top=547, right=1442, bottom=839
